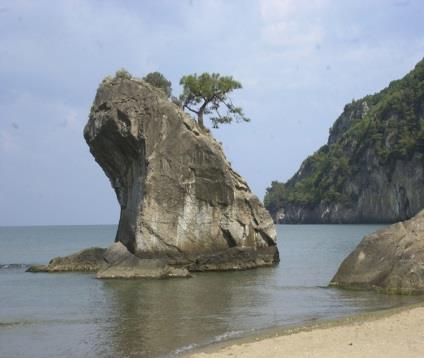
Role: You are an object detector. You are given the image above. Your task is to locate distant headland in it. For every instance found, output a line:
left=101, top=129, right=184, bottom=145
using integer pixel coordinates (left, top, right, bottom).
left=265, top=58, right=424, bottom=224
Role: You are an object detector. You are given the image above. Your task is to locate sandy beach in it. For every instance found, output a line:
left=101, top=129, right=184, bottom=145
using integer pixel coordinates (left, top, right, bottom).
left=189, top=304, right=424, bottom=358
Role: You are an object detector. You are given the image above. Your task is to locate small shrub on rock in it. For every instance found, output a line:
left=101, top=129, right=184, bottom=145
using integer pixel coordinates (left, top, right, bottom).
left=115, top=68, right=132, bottom=80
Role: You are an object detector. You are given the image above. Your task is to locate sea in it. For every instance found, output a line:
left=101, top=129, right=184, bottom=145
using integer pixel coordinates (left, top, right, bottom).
left=0, top=224, right=420, bottom=358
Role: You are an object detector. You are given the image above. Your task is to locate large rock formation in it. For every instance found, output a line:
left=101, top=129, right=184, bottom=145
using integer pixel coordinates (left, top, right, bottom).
left=265, top=58, right=424, bottom=223
left=330, top=210, right=424, bottom=294
left=80, top=71, right=278, bottom=273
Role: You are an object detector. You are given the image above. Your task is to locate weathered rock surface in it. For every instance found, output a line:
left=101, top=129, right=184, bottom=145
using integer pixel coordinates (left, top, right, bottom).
left=97, top=242, right=190, bottom=278
left=27, top=247, right=106, bottom=272
left=27, top=243, right=190, bottom=278
left=330, top=209, right=424, bottom=294
left=81, top=73, right=278, bottom=271
left=274, top=151, right=424, bottom=224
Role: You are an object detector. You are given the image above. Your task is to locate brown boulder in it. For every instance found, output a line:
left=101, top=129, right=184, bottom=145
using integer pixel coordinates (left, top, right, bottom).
left=330, top=210, right=424, bottom=294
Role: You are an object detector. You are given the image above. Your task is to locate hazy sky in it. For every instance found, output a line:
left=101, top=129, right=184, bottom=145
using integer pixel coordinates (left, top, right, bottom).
left=0, top=0, right=423, bottom=226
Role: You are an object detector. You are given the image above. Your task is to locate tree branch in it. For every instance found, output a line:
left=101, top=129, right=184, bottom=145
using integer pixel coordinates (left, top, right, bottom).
left=183, top=104, right=199, bottom=115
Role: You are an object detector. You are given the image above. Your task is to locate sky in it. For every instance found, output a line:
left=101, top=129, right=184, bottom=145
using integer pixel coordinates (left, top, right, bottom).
left=0, top=0, right=423, bottom=226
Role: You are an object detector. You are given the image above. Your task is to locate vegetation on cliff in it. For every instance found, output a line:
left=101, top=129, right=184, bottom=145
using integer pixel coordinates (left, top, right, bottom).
left=143, top=71, right=172, bottom=98
left=265, top=58, right=424, bottom=219
left=179, top=72, right=249, bottom=129
left=114, top=69, right=249, bottom=130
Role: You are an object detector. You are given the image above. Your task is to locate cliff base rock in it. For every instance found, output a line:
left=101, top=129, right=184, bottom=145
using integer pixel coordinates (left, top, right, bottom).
left=96, top=242, right=190, bottom=279
left=26, top=242, right=276, bottom=277
left=187, top=246, right=278, bottom=271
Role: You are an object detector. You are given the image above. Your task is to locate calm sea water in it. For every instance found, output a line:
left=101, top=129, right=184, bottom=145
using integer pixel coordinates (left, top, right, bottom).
left=0, top=224, right=419, bottom=357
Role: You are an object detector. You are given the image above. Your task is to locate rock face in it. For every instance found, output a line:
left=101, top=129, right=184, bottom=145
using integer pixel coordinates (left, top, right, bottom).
left=265, top=58, right=424, bottom=224
left=82, top=73, right=278, bottom=272
left=272, top=150, right=424, bottom=224
left=330, top=210, right=424, bottom=294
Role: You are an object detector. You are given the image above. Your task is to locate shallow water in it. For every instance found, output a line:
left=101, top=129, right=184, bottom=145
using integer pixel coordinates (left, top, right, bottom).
left=0, top=224, right=419, bottom=357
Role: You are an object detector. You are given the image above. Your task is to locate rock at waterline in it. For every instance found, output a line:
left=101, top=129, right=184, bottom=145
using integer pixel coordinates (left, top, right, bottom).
left=26, top=247, right=106, bottom=272
left=27, top=243, right=190, bottom=278
left=29, top=72, right=278, bottom=278
left=330, top=209, right=424, bottom=294
left=96, top=242, right=190, bottom=278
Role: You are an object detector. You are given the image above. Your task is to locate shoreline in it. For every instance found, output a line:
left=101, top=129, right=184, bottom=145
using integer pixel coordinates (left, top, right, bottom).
left=185, top=300, right=424, bottom=357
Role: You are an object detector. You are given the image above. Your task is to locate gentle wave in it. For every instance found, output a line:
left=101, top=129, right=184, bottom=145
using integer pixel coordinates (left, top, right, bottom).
left=0, top=264, right=29, bottom=270
left=172, top=329, right=249, bottom=357
left=0, top=317, right=99, bottom=328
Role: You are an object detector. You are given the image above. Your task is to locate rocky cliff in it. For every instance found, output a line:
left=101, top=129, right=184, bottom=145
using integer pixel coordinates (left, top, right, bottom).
left=330, top=209, right=424, bottom=294
left=265, top=58, right=424, bottom=223
left=81, top=71, right=278, bottom=272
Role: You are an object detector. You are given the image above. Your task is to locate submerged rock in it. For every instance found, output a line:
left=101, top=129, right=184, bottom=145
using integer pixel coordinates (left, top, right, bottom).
left=330, top=210, right=424, bottom=294
left=80, top=73, right=278, bottom=273
left=27, top=247, right=106, bottom=272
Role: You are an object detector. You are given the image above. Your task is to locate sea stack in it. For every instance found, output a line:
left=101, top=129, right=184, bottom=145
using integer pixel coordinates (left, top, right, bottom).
left=330, top=209, right=424, bottom=294
left=81, top=71, right=278, bottom=274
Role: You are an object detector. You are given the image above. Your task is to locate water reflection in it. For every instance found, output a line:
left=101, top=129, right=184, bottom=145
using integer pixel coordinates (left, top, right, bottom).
left=100, top=271, right=268, bottom=357
left=98, top=269, right=420, bottom=357
left=95, top=225, right=421, bottom=357
left=1, top=224, right=422, bottom=357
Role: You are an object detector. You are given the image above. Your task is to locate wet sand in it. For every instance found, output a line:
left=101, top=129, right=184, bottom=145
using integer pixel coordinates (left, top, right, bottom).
left=189, top=303, right=424, bottom=358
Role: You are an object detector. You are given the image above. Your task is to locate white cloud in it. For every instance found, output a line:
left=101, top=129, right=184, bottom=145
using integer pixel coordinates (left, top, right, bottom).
left=0, top=130, right=18, bottom=152
left=260, top=0, right=328, bottom=48
left=262, top=21, right=324, bottom=48
left=1, top=0, right=424, bottom=224
left=0, top=0, right=155, bottom=103
left=60, top=110, right=83, bottom=130
left=260, top=0, right=329, bottom=20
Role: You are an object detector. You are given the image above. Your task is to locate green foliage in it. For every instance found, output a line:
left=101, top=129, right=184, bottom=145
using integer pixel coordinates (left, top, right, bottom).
left=264, top=181, right=286, bottom=214
left=265, top=144, right=353, bottom=214
left=179, top=72, right=249, bottom=128
left=265, top=58, right=424, bottom=216
left=143, top=72, right=172, bottom=98
left=115, top=68, right=132, bottom=80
